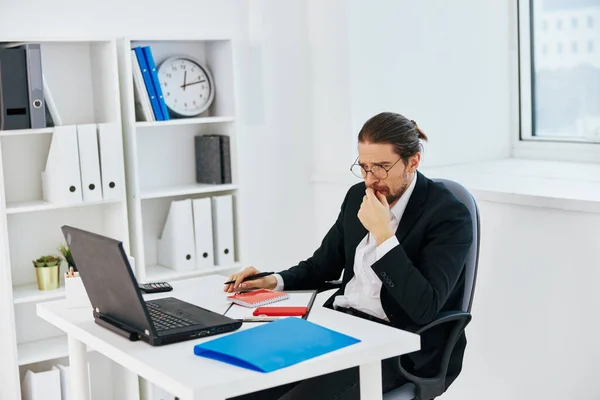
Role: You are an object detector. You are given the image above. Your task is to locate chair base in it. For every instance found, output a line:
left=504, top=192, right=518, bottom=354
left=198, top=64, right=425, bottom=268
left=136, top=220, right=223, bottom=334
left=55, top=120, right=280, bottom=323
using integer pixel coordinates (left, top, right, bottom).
left=383, top=383, right=416, bottom=400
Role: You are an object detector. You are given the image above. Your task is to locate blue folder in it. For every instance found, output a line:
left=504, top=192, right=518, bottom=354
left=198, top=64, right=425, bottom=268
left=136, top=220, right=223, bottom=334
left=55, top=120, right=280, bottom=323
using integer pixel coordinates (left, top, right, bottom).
left=141, top=46, right=170, bottom=121
left=193, top=317, right=361, bottom=373
left=133, top=46, right=163, bottom=121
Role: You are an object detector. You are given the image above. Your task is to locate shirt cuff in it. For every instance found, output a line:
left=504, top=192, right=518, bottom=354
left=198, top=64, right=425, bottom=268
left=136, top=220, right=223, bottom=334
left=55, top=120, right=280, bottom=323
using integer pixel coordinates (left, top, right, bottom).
left=273, top=273, right=285, bottom=291
left=376, top=235, right=399, bottom=261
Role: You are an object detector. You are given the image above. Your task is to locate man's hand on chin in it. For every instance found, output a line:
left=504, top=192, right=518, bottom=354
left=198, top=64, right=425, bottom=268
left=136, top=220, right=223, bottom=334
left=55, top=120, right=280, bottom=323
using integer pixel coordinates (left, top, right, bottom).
left=357, top=188, right=394, bottom=246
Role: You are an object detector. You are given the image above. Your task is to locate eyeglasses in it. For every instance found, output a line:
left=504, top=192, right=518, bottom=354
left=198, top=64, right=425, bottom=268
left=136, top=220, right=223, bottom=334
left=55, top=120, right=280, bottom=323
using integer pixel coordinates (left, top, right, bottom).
left=350, top=157, right=403, bottom=180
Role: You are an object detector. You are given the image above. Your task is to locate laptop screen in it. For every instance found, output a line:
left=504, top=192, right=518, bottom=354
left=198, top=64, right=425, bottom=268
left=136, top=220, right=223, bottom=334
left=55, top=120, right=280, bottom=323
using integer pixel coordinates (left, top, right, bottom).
left=62, top=225, right=151, bottom=335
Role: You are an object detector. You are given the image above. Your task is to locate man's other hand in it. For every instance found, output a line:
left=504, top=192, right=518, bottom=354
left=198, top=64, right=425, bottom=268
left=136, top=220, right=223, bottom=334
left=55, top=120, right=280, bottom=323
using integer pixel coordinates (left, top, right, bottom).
left=224, top=266, right=277, bottom=293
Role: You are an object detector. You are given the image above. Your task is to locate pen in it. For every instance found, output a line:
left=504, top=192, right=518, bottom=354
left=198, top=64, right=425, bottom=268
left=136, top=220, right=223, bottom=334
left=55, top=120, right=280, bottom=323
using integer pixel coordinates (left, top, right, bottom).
left=240, top=317, right=279, bottom=323
left=224, top=271, right=274, bottom=285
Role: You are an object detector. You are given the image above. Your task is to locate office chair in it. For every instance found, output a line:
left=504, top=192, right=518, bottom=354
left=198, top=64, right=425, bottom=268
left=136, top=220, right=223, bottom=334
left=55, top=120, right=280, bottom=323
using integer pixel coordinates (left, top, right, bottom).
left=318, top=179, right=480, bottom=400
left=383, top=178, right=480, bottom=400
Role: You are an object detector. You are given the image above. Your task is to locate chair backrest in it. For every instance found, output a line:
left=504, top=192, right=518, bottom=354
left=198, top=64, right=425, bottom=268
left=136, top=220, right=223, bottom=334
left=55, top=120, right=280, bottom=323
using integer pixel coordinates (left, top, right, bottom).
left=433, top=179, right=480, bottom=313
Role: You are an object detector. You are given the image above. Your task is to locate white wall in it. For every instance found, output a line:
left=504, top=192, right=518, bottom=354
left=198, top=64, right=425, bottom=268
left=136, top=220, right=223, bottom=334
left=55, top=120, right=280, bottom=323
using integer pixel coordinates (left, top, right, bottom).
left=307, top=0, right=513, bottom=181
left=444, top=201, right=600, bottom=400
left=309, top=0, right=514, bottom=237
left=238, top=0, right=316, bottom=270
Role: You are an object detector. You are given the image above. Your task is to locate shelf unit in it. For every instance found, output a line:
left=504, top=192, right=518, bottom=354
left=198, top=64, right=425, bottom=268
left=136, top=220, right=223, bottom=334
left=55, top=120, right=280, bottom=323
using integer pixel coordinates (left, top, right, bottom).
left=135, top=115, right=235, bottom=129
left=0, top=39, right=131, bottom=399
left=117, top=37, right=243, bottom=285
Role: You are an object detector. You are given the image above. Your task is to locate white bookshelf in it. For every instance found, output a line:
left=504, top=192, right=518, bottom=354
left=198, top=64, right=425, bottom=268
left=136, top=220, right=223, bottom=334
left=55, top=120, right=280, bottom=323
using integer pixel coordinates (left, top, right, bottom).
left=140, top=183, right=239, bottom=200
left=0, top=39, right=131, bottom=399
left=17, top=336, right=68, bottom=366
left=135, top=115, right=235, bottom=129
left=17, top=335, right=94, bottom=367
left=13, top=284, right=66, bottom=305
left=0, top=127, right=54, bottom=137
left=6, top=198, right=121, bottom=214
left=117, top=37, right=243, bottom=285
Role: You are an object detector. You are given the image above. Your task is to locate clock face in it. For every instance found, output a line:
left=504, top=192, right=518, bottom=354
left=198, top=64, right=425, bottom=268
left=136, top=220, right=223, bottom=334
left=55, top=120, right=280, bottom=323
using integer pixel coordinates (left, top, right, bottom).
left=158, top=57, right=214, bottom=117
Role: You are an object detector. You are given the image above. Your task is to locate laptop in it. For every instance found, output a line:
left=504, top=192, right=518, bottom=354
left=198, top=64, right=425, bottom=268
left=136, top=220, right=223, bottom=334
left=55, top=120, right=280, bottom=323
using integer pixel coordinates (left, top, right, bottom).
left=61, top=225, right=242, bottom=346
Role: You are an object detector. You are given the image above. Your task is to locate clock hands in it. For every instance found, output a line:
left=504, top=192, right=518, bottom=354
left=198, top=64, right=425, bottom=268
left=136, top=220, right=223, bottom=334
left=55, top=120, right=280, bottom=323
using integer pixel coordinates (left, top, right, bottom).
left=180, top=79, right=206, bottom=89
left=182, top=71, right=187, bottom=91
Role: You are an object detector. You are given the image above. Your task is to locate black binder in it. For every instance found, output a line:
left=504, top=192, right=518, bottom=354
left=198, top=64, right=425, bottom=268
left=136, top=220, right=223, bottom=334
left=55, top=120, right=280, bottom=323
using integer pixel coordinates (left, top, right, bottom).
left=220, top=135, right=232, bottom=184
left=0, top=49, right=31, bottom=130
left=195, top=135, right=232, bottom=184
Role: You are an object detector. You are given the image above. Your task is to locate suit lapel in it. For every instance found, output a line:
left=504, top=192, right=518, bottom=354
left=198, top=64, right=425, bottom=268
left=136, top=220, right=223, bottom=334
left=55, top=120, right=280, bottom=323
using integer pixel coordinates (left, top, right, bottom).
left=395, top=171, right=428, bottom=243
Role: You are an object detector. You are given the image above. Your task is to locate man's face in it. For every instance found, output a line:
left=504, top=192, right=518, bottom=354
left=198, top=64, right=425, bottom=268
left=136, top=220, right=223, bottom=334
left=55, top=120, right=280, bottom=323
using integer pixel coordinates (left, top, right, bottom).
left=357, top=141, right=420, bottom=206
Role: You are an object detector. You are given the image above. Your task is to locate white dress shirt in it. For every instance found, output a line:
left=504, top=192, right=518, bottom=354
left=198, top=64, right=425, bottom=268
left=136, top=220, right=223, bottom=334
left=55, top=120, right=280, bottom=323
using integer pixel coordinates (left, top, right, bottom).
left=273, top=173, right=418, bottom=321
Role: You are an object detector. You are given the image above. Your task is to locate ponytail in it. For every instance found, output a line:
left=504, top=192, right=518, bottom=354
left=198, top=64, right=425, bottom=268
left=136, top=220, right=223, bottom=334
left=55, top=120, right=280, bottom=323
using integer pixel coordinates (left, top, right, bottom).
left=411, top=120, right=428, bottom=142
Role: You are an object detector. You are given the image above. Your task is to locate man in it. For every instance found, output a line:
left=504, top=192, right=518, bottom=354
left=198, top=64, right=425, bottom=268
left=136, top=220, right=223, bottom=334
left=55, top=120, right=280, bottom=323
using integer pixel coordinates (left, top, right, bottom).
left=225, top=112, right=473, bottom=400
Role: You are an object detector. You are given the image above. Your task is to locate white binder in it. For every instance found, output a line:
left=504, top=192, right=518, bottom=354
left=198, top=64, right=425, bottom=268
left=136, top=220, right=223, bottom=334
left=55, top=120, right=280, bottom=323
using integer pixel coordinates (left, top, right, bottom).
left=51, top=364, right=71, bottom=400
left=97, top=122, right=124, bottom=201
left=192, top=198, right=215, bottom=269
left=157, top=199, right=196, bottom=271
left=42, top=125, right=83, bottom=204
left=76, top=124, right=103, bottom=202
left=131, top=49, right=155, bottom=122
left=211, top=195, right=235, bottom=266
left=21, top=369, right=62, bottom=400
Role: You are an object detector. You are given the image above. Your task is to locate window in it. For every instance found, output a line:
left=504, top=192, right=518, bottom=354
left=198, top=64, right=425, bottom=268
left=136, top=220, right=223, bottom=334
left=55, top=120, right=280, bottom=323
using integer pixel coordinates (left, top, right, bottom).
left=519, top=0, right=600, bottom=143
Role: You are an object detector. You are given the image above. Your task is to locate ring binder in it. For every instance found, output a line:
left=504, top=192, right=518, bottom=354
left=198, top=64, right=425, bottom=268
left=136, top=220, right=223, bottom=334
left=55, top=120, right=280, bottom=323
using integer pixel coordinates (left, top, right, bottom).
left=42, top=125, right=83, bottom=204
left=157, top=199, right=197, bottom=271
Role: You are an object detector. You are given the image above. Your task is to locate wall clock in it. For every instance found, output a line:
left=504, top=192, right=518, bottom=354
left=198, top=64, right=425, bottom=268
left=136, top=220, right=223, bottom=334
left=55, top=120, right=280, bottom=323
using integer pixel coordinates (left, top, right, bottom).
left=157, top=56, right=215, bottom=117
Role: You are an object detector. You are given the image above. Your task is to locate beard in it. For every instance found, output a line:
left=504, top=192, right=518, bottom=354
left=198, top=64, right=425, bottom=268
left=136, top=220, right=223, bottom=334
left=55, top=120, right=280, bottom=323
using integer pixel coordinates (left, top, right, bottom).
left=370, top=173, right=412, bottom=205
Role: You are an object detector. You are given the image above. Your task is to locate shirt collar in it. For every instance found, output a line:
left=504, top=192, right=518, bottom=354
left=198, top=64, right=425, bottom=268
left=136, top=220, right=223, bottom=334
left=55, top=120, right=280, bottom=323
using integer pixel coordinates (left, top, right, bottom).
left=389, top=171, right=418, bottom=222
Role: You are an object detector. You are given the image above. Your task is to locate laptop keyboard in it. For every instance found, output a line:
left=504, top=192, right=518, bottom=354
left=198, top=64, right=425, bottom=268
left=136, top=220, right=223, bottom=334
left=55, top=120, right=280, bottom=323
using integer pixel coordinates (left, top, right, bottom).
left=146, top=302, right=196, bottom=331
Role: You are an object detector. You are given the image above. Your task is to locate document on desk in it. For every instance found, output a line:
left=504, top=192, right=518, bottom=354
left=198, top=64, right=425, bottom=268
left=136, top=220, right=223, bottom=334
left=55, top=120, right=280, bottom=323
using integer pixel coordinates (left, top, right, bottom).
left=225, top=291, right=316, bottom=321
left=193, top=317, right=360, bottom=372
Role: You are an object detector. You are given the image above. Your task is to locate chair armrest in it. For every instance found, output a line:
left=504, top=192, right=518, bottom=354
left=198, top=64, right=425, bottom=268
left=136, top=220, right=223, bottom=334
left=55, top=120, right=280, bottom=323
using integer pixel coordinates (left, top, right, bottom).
left=398, top=311, right=471, bottom=400
left=415, top=311, right=471, bottom=334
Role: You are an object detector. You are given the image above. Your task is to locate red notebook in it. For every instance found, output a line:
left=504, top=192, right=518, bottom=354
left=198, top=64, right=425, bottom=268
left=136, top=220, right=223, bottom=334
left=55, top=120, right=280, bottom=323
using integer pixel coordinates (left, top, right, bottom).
left=226, top=289, right=290, bottom=308
left=253, top=306, right=308, bottom=317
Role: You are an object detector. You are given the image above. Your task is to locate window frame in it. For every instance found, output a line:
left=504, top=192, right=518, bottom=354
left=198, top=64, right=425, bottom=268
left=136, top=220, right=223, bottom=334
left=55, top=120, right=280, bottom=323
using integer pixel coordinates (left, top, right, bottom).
left=514, top=0, right=600, bottom=162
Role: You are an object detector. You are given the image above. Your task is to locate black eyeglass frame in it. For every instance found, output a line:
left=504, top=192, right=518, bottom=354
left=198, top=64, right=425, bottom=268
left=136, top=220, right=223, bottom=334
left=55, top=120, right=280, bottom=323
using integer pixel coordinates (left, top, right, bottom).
left=350, top=157, right=403, bottom=180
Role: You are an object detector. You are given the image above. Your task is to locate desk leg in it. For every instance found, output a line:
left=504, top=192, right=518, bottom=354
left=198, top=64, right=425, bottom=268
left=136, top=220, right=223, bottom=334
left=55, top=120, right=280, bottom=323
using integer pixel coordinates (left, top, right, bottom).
left=68, top=336, right=91, bottom=400
left=360, top=361, right=382, bottom=400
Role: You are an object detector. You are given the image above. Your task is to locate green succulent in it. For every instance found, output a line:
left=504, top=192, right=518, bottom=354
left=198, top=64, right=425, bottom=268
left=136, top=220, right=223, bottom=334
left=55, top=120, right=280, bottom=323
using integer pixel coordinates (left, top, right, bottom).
left=32, top=255, right=61, bottom=268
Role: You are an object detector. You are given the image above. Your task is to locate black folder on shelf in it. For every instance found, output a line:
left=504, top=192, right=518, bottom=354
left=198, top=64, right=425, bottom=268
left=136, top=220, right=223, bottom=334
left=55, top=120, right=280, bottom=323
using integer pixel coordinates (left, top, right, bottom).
left=0, top=48, right=31, bottom=130
left=195, top=134, right=232, bottom=184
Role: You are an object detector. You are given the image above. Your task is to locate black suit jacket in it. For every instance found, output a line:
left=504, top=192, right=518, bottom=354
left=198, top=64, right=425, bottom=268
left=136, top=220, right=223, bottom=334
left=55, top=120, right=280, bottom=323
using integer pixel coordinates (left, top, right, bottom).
left=278, top=171, right=473, bottom=388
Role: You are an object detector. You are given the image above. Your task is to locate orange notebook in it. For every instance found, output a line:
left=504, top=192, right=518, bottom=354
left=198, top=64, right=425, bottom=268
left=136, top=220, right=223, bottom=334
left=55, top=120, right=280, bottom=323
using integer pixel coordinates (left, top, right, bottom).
left=226, top=289, right=289, bottom=308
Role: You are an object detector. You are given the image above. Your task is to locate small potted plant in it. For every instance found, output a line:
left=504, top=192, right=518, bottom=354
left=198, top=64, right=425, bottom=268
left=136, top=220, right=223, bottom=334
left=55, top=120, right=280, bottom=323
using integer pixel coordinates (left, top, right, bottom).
left=32, top=255, right=61, bottom=290
left=58, top=242, right=77, bottom=273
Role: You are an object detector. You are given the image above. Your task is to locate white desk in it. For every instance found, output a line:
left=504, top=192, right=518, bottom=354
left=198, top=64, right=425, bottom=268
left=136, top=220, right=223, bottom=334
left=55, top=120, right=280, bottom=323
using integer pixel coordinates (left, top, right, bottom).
left=37, top=275, right=420, bottom=400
